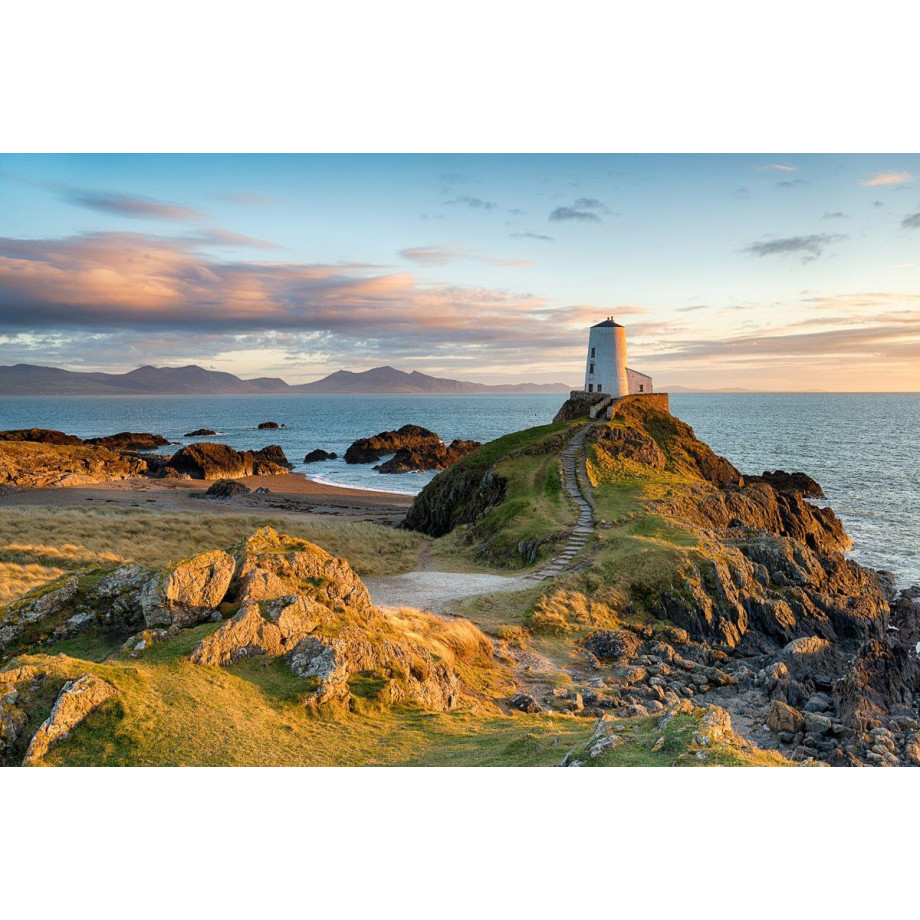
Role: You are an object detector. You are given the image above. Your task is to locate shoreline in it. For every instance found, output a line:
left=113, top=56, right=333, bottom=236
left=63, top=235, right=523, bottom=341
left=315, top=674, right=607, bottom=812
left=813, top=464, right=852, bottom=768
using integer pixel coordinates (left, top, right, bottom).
left=0, top=472, right=415, bottom=524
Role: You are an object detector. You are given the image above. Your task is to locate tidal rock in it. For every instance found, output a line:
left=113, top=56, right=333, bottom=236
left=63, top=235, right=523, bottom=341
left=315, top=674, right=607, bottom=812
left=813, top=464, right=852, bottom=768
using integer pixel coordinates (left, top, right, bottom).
left=345, top=424, right=440, bottom=464
left=257, top=421, right=282, bottom=429
left=23, top=674, right=117, bottom=765
left=375, top=439, right=481, bottom=474
left=141, top=550, right=235, bottom=627
left=252, top=444, right=291, bottom=469
left=85, top=432, right=170, bottom=451
left=166, top=442, right=289, bottom=479
left=304, top=449, right=337, bottom=463
left=184, top=428, right=216, bottom=437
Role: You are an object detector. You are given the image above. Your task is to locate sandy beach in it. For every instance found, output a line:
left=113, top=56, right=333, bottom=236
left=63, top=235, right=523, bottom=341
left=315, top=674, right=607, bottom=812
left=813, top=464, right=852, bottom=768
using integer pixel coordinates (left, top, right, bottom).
left=0, top=471, right=414, bottom=524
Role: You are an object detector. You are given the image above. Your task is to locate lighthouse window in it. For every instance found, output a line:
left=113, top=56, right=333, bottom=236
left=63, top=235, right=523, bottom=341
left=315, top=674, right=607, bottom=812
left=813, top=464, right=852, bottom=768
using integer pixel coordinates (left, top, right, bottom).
left=589, top=362, right=595, bottom=374
left=638, top=384, right=644, bottom=393
left=590, top=347, right=595, bottom=358
left=587, top=384, right=593, bottom=393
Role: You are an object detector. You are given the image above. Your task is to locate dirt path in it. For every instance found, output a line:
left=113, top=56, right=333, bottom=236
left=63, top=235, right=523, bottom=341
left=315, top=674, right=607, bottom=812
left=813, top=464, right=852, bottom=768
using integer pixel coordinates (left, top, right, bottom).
left=366, top=423, right=598, bottom=612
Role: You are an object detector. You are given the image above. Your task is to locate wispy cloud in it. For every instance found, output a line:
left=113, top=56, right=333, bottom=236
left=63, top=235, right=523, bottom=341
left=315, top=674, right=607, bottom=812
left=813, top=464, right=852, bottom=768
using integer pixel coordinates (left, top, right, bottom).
left=861, top=171, right=913, bottom=187
left=509, top=231, right=553, bottom=242
left=399, top=244, right=529, bottom=267
left=776, top=179, right=809, bottom=189
left=744, top=234, right=846, bottom=263
left=902, top=212, right=920, bottom=229
left=549, top=197, right=612, bottom=223
left=730, top=187, right=752, bottom=200
left=756, top=164, right=798, bottom=172
left=63, top=190, right=205, bottom=221
left=822, top=211, right=847, bottom=220
left=443, top=196, right=498, bottom=211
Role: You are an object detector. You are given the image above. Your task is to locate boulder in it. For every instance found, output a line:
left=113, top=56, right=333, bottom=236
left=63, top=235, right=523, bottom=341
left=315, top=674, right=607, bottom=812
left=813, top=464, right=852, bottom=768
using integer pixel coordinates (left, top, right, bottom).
left=507, top=693, right=545, bottom=714
left=184, top=428, right=216, bottom=437
left=85, top=432, right=170, bottom=451
left=304, top=449, right=337, bottom=463
left=344, top=424, right=441, bottom=464
left=0, top=689, right=28, bottom=761
left=233, top=527, right=372, bottom=610
left=141, top=550, right=235, bottom=627
left=166, top=442, right=253, bottom=479
left=257, top=421, right=283, bottom=429
left=23, top=674, right=117, bottom=765
left=583, top=629, right=642, bottom=662
left=166, top=443, right=290, bottom=479
left=202, top=479, right=252, bottom=499
left=767, top=700, right=805, bottom=735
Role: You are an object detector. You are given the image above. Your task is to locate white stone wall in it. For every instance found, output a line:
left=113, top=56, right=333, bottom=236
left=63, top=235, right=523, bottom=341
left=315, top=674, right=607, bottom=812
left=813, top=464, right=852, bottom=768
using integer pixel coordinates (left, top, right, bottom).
left=626, top=368, right=653, bottom=394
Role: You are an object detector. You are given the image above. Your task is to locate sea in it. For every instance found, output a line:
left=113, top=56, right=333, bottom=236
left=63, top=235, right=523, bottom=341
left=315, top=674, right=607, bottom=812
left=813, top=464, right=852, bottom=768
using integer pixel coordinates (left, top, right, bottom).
left=1, top=392, right=917, bottom=588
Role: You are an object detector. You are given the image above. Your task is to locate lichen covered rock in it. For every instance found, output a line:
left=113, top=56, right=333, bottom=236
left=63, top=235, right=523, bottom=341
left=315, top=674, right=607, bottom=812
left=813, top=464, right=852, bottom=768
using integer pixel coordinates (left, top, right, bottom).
left=141, top=549, right=235, bottom=627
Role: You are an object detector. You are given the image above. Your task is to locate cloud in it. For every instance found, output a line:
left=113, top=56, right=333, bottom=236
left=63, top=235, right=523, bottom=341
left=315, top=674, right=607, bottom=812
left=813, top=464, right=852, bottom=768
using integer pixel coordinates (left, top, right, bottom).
left=776, top=179, right=809, bottom=189
left=730, top=187, right=752, bottom=200
left=756, top=164, right=798, bottom=172
left=744, top=234, right=847, bottom=263
left=862, top=172, right=913, bottom=187
left=186, top=228, right=282, bottom=250
left=548, top=197, right=612, bottom=223
left=872, top=200, right=886, bottom=208
left=398, top=244, right=529, bottom=267
left=509, top=231, right=554, bottom=242
left=62, top=190, right=205, bottom=221
left=822, top=211, right=848, bottom=220
left=902, top=212, right=920, bottom=229
left=443, top=196, right=498, bottom=211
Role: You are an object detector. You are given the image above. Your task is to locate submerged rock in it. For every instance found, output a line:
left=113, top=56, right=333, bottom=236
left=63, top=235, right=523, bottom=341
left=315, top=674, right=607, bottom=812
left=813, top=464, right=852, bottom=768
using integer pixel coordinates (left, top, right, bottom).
left=184, top=428, right=216, bottom=437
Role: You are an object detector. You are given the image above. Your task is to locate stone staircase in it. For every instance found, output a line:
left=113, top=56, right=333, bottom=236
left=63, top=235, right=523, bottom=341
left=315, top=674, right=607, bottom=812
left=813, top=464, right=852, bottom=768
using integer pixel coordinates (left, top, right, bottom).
left=523, top=423, right=595, bottom=583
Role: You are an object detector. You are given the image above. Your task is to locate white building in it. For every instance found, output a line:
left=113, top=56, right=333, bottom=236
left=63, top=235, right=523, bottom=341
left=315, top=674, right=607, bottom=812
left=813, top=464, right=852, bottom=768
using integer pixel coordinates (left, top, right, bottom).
left=584, top=317, right=653, bottom=395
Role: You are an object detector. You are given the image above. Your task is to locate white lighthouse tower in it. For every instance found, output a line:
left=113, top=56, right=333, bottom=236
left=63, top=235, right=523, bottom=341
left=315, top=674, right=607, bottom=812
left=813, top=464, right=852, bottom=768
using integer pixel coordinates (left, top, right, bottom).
left=584, top=317, right=630, bottom=396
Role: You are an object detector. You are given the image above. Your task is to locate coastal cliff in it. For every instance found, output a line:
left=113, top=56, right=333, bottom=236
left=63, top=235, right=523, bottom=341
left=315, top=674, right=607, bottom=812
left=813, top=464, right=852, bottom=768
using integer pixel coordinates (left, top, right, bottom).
left=404, top=396, right=920, bottom=765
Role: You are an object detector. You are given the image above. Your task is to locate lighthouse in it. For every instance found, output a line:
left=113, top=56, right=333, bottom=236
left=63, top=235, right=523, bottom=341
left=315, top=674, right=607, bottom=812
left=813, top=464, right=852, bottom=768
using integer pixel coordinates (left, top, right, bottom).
left=583, top=317, right=653, bottom=396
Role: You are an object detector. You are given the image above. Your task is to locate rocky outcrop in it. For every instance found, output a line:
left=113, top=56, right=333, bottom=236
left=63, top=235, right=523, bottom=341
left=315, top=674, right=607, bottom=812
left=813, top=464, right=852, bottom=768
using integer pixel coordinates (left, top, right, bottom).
left=0, top=441, right=146, bottom=488
left=0, top=576, right=80, bottom=651
left=257, top=421, right=282, bottom=429
left=85, top=432, right=170, bottom=451
left=165, top=442, right=289, bottom=479
left=553, top=391, right=609, bottom=423
left=141, top=550, right=235, bottom=627
left=304, top=449, right=337, bottom=463
left=0, top=428, right=82, bottom=446
left=592, top=426, right=666, bottom=469
left=746, top=470, right=825, bottom=498
left=232, top=527, right=372, bottom=610
left=184, top=428, right=216, bottom=437
left=375, top=439, right=481, bottom=474
left=23, top=674, right=117, bottom=765
left=345, top=424, right=441, bottom=464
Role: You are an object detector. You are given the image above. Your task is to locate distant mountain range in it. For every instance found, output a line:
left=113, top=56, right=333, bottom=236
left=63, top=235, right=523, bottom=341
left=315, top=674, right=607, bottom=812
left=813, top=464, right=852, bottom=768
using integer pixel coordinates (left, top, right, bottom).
left=0, top=363, right=574, bottom=397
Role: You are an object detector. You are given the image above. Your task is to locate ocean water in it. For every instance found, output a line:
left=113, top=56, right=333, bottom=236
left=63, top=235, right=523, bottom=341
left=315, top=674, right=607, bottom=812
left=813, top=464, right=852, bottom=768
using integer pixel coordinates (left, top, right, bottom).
left=0, top=392, right=917, bottom=587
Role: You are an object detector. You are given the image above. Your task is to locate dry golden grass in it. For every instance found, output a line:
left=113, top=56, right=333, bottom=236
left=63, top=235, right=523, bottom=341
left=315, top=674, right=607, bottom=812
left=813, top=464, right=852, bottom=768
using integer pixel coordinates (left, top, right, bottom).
left=530, top=587, right=626, bottom=634
left=0, top=506, right=426, bottom=605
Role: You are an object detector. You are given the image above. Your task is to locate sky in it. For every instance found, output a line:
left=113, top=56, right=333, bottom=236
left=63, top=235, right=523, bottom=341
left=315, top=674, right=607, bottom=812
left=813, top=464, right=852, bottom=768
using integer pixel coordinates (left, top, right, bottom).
left=1, top=152, right=919, bottom=390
